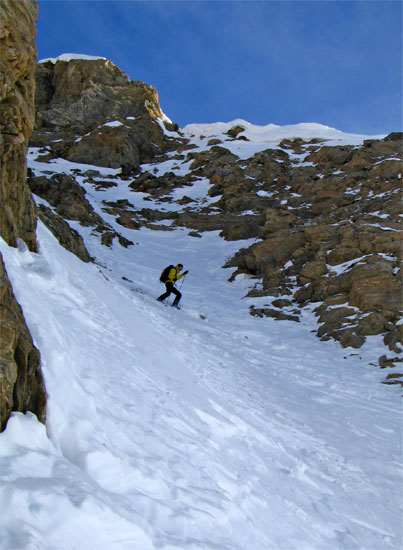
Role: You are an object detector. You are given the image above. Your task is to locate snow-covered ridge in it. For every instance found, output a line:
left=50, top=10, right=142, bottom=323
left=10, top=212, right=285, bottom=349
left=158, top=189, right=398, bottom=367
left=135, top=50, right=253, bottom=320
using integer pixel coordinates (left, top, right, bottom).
left=181, top=118, right=386, bottom=146
left=39, top=53, right=107, bottom=64
left=35, top=54, right=386, bottom=149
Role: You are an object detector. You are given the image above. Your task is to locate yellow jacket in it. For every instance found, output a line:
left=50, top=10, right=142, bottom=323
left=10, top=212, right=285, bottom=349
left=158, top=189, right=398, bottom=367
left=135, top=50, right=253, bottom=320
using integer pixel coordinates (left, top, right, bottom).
left=167, top=265, right=185, bottom=284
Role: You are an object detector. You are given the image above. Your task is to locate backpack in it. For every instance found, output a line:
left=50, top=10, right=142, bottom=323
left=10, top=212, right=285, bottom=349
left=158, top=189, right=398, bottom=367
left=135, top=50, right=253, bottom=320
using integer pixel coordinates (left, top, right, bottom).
left=159, top=264, right=174, bottom=283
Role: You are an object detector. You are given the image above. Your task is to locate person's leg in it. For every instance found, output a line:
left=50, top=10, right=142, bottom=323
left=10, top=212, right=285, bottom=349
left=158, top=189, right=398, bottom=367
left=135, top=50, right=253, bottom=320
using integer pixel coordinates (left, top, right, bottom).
left=158, top=282, right=173, bottom=302
left=171, top=287, right=182, bottom=307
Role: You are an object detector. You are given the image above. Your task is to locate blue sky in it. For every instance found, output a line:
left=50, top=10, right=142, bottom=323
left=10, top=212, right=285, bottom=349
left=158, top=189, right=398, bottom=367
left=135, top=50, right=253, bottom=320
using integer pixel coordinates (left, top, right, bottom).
left=36, top=0, right=402, bottom=134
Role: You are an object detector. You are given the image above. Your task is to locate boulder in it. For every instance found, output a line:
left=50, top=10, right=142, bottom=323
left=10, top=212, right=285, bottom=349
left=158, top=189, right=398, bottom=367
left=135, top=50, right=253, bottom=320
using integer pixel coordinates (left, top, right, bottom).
left=344, top=261, right=401, bottom=313
left=249, top=306, right=299, bottom=322
left=306, top=145, right=354, bottom=167
left=298, top=260, right=328, bottom=283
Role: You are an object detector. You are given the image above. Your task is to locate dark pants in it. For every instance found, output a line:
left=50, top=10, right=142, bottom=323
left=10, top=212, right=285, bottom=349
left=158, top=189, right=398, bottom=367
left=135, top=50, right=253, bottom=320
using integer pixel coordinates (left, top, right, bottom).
left=158, top=282, right=182, bottom=306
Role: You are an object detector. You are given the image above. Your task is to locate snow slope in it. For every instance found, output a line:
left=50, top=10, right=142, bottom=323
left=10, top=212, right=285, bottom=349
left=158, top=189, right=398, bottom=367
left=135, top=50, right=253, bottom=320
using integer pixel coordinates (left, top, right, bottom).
left=0, top=123, right=402, bottom=550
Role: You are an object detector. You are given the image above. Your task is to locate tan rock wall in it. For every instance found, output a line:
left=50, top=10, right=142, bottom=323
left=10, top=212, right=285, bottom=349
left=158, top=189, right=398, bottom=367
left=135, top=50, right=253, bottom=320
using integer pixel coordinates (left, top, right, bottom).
left=0, top=0, right=38, bottom=251
left=0, top=0, right=46, bottom=431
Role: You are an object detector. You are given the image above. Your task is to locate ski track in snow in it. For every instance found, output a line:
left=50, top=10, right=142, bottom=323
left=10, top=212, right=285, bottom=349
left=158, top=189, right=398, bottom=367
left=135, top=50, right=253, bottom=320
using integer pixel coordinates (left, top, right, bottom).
left=0, top=128, right=402, bottom=550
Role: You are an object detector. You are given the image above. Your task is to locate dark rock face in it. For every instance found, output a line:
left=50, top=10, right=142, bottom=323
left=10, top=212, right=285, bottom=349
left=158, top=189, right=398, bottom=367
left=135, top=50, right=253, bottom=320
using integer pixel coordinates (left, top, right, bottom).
left=28, top=173, right=105, bottom=227
left=0, top=255, right=46, bottom=431
left=36, top=205, right=92, bottom=263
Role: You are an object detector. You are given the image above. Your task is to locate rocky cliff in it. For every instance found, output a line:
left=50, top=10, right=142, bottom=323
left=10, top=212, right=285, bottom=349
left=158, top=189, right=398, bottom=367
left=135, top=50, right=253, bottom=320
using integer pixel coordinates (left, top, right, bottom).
left=32, top=55, right=178, bottom=172
left=27, top=56, right=403, bottom=385
left=0, top=0, right=46, bottom=431
left=0, top=0, right=38, bottom=250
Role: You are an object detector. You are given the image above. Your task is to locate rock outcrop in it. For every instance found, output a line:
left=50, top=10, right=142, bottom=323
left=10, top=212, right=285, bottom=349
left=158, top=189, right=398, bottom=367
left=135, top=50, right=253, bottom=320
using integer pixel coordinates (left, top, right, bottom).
left=221, top=133, right=402, bottom=360
left=28, top=170, right=133, bottom=250
left=31, top=56, right=181, bottom=173
left=0, top=0, right=47, bottom=431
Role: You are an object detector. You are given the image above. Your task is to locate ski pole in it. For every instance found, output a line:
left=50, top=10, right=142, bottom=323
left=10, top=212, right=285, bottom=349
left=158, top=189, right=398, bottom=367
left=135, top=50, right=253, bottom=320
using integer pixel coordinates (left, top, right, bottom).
left=178, top=273, right=187, bottom=291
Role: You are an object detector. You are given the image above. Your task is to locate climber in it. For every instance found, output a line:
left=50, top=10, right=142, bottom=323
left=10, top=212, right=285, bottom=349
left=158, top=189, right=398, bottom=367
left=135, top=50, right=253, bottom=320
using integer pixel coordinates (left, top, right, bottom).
left=157, top=264, right=188, bottom=308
